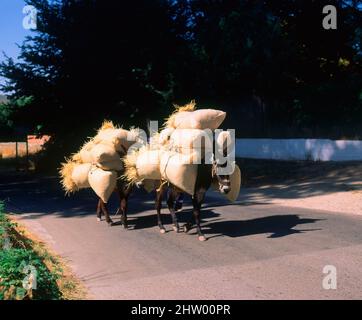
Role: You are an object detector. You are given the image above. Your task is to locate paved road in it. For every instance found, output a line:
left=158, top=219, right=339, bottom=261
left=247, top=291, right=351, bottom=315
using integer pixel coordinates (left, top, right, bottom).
left=1, top=172, right=362, bottom=299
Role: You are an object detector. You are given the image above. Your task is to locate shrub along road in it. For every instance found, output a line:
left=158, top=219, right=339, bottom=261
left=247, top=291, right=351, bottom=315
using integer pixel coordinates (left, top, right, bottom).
left=1, top=171, right=362, bottom=299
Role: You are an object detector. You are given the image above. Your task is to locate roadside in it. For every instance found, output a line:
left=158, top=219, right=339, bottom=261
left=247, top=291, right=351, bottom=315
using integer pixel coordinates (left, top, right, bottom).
left=0, top=201, right=87, bottom=300
left=237, top=159, right=362, bottom=215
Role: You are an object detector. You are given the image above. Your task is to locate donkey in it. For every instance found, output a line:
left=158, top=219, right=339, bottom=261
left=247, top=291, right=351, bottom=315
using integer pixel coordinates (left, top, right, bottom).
left=94, top=136, right=144, bottom=229
left=95, top=175, right=133, bottom=229
left=155, top=155, right=231, bottom=241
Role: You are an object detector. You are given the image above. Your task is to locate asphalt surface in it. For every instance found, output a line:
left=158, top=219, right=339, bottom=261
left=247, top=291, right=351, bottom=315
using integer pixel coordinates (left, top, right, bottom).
left=1, top=171, right=362, bottom=299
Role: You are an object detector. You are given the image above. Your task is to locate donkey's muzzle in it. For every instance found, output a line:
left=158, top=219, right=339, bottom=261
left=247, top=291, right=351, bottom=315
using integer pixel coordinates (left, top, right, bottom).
left=220, top=185, right=231, bottom=194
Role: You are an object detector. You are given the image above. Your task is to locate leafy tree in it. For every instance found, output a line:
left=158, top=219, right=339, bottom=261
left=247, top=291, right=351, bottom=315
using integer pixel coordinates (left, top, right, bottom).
left=1, top=0, right=362, bottom=150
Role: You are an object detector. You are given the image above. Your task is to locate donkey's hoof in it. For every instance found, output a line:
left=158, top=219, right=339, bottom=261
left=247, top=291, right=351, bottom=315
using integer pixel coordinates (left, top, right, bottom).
left=159, top=228, right=166, bottom=234
left=172, top=226, right=179, bottom=233
left=198, top=235, right=207, bottom=242
left=122, top=224, right=128, bottom=230
left=96, top=217, right=101, bottom=222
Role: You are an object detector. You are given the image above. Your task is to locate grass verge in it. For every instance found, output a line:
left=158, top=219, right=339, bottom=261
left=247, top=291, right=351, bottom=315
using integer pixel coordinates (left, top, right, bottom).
left=0, top=201, right=87, bottom=300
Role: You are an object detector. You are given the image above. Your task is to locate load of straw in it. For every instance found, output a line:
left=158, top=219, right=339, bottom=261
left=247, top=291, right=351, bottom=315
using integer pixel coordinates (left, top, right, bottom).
left=60, top=120, right=142, bottom=200
left=93, top=121, right=143, bottom=153
left=164, top=100, right=226, bottom=130
left=59, top=161, right=92, bottom=194
left=123, top=147, right=163, bottom=184
left=122, top=101, right=229, bottom=195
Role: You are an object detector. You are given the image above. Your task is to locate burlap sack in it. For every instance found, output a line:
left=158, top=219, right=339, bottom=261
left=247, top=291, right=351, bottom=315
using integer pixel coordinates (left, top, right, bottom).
left=171, top=109, right=226, bottom=130
left=158, top=127, right=175, bottom=146
left=136, top=149, right=162, bottom=180
left=60, top=160, right=90, bottom=194
left=159, top=151, right=198, bottom=195
left=96, top=158, right=123, bottom=171
left=88, top=166, right=117, bottom=203
left=74, top=140, right=95, bottom=163
left=91, top=142, right=119, bottom=164
left=169, top=129, right=213, bottom=158
left=94, top=128, right=129, bottom=152
left=225, top=164, right=241, bottom=202
left=71, top=163, right=92, bottom=189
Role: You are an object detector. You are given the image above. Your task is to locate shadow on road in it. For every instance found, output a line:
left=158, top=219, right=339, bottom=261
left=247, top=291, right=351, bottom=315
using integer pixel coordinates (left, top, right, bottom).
left=202, top=212, right=322, bottom=239
left=1, top=171, right=323, bottom=241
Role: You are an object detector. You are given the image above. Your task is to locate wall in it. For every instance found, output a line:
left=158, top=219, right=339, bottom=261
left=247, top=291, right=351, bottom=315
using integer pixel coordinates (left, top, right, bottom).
left=235, top=139, right=362, bottom=161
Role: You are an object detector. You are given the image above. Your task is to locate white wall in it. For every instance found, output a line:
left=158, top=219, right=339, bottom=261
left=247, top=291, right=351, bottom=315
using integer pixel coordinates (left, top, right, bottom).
left=235, top=139, right=362, bottom=161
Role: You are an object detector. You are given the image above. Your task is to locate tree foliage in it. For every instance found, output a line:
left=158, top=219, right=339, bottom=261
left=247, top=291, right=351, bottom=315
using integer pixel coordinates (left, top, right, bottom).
left=0, top=0, right=361, bottom=142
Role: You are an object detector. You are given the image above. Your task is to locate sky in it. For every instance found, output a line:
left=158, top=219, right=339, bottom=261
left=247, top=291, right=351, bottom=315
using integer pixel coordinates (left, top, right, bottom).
left=0, top=0, right=32, bottom=93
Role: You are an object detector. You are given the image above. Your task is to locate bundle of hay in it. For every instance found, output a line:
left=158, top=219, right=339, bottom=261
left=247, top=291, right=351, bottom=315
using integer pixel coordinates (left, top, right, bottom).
left=71, top=120, right=142, bottom=170
left=123, top=101, right=228, bottom=194
left=123, top=147, right=163, bottom=183
left=59, top=160, right=92, bottom=194
left=60, top=120, right=142, bottom=202
left=159, top=101, right=226, bottom=159
left=164, top=100, right=226, bottom=130
left=93, top=121, right=143, bottom=152
left=123, top=146, right=199, bottom=195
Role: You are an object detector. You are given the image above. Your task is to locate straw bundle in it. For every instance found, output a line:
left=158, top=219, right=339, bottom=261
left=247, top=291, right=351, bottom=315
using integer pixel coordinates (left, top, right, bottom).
left=122, top=147, right=163, bottom=184
left=59, top=160, right=91, bottom=194
left=94, top=121, right=144, bottom=153
left=164, top=101, right=226, bottom=130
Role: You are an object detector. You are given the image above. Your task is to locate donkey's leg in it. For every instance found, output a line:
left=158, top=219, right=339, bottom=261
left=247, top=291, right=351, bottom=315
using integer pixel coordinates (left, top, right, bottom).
left=192, top=190, right=207, bottom=241
left=96, top=199, right=102, bottom=222
left=120, top=197, right=128, bottom=229
left=156, top=184, right=166, bottom=234
left=166, top=188, right=179, bottom=233
left=100, top=200, right=114, bottom=225
left=116, top=185, right=128, bottom=229
left=119, top=186, right=131, bottom=230
left=114, top=187, right=122, bottom=216
left=120, top=184, right=133, bottom=229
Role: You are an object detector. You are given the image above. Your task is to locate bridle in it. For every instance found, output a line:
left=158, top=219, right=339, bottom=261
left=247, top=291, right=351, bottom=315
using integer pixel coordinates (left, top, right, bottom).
left=212, top=157, right=231, bottom=192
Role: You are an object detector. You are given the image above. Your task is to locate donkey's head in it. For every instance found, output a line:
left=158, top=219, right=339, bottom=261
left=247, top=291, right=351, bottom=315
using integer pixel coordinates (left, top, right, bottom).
left=212, top=158, right=231, bottom=194
left=211, top=129, right=235, bottom=195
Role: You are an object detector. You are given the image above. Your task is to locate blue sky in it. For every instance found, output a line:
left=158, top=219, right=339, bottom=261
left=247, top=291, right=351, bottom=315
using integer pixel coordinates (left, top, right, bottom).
left=0, top=0, right=32, bottom=93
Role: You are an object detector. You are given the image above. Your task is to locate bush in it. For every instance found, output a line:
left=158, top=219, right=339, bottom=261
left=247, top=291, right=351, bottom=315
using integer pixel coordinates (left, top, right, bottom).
left=0, top=249, right=61, bottom=300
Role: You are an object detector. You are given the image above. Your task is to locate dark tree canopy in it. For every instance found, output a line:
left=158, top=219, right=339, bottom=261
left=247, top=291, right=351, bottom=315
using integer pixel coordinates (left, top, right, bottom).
left=1, top=0, right=362, bottom=145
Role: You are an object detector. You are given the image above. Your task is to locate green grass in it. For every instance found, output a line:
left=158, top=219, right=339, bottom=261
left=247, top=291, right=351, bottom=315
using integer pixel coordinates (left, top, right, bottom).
left=0, top=201, right=61, bottom=300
